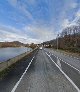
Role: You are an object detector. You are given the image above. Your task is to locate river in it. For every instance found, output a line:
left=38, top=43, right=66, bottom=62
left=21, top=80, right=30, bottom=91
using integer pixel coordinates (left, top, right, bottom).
left=0, top=47, right=31, bottom=62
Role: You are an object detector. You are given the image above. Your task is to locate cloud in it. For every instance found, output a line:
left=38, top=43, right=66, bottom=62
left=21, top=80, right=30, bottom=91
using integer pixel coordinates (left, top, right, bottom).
left=49, top=0, right=78, bottom=33
left=70, top=2, right=78, bottom=9
left=64, top=0, right=78, bottom=9
left=7, top=0, right=34, bottom=21
left=76, top=10, right=80, bottom=17
left=0, top=24, right=56, bottom=44
left=61, top=19, right=70, bottom=29
left=18, top=5, right=34, bottom=21
left=60, top=0, right=79, bottom=30
left=7, top=0, right=17, bottom=7
left=27, top=0, right=36, bottom=5
left=0, top=25, right=40, bottom=44
left=23, top=25, right=57, bottom=42
left=2, top=0, right=79, bottom=43
left=61, top=18, right=77, bottom=29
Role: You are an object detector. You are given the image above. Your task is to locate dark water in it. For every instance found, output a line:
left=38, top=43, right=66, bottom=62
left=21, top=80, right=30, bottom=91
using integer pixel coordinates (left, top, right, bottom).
left=0, top=47, right=31, bottom=62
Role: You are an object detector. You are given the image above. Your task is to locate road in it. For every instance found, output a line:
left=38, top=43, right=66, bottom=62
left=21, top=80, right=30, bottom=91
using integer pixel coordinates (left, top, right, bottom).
left=11, top=49, right=79, bottom=92
left=44, top=48, right=80, bottom=90
left=0, top=50, right=37, bottom=92
left=44, top=48, right=80, bottom=71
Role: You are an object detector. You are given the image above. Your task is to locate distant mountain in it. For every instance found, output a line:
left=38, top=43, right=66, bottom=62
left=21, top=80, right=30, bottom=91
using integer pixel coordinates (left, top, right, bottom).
left=0, top=41, right=25, bottom=48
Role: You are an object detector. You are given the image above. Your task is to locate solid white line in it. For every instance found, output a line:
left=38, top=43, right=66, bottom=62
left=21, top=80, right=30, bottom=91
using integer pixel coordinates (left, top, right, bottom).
left=51, top=53, right=80, bottom=73
left=11, top=56, right=35, bottom=92
left=60, top=59, right=80, bottom=73
left=45, top=52, right=80, bottom=92
left=44, top=49, right=80, bottom=72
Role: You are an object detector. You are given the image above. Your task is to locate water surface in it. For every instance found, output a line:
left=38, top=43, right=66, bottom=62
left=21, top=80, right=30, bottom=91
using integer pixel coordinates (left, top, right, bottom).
left=0, top=47, right=31, bottom=62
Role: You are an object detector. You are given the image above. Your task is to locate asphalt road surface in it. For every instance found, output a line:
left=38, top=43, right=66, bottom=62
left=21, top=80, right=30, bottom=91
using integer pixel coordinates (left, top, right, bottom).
left=44, top=48, right=80, bottom=90
left=11, top=49, right=78, bottom=92
left=44, top=48, right=80, bottom=71
left=0, top=50, right=38, bottom=92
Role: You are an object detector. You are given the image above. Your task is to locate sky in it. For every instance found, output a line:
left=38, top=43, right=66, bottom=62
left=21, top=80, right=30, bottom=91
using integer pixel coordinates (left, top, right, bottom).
left=0, top=0, right=80, bottom=44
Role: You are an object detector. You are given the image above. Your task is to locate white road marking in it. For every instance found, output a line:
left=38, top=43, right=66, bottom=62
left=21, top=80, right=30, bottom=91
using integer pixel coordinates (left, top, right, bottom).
left=11, top=56, right=35, bottom=92
left=43, top=52, right=80, bottom=73
left=45, top=52, right=80, bottom=92
left=57, top=57, right=62, bottom=68
left=60, top=59, right=80, bottom=73
left=51, top=53, right=80, bottom=73
left=52, top=49, right=79, bottom=60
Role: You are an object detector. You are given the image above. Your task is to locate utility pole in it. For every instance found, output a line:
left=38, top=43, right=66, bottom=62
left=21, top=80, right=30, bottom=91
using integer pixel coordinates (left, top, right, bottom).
left=57, top=33, right=59, bottom=51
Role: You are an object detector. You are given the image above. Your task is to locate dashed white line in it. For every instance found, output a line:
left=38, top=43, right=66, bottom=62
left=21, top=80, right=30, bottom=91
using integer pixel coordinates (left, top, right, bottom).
left=60, top=58, right=80, bottom=73
left=53, top=50, right=79, bottom=60
left=11, top=56, right=35, bottom=92
left=45, top=52, right=80, bottom=92
left=51, top=53, right=80, bottom=73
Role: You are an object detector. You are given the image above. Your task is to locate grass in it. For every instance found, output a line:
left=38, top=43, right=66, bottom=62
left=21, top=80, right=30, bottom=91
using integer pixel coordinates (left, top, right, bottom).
left=0, top=68, right=10, bottom=79
left=51, top=48, right=80, bottom=58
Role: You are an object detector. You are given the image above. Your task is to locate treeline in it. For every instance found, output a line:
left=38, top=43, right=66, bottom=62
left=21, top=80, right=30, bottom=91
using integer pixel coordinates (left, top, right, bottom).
left=0, top=41, right=25, bottom=48
left=0, top=41, right=38, bottom=49
left=25, top=43, right=38, bottom=49
left=43, top=25, right=80, bottom=53
left=58, top=25, right=80, bottom=52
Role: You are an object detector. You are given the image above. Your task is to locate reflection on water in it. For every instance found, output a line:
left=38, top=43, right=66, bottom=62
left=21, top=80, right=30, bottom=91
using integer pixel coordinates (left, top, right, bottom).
left=0, top=47, right=31, bottom=62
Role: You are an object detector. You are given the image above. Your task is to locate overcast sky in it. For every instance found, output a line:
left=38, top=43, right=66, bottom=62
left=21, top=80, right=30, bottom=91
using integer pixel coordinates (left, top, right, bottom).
left=0, top=0, right=80, bottom=44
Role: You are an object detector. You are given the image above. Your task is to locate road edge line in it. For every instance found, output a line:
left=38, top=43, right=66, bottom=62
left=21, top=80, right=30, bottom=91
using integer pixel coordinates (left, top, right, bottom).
left=59, top=58, right=80, bottom=73
left=11, top=56, right=35, bottom=92
left=45, top=52, right=80, bottom=92
left=51, top=53, right=80, bottom=73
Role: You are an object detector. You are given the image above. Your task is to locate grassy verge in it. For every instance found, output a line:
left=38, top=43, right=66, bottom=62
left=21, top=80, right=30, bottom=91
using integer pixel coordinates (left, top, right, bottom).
left=50, top=48, right=80, bottom=57
left=0, top=62, right=17, bottom=80
left=0, top=68, right=9, bottom=79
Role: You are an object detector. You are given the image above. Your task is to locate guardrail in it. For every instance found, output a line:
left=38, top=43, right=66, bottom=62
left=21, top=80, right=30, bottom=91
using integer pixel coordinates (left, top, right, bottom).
left=0, top=48, right=38, bottom=72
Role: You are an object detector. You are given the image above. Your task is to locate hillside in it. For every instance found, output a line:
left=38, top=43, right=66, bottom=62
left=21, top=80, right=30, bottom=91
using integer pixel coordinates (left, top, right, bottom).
left=0, top=41, right=25, bottom=48
left=43, top=17, right=80, bottom=53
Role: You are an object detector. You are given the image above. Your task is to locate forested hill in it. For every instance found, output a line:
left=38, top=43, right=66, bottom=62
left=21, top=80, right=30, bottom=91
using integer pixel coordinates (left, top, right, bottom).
left=43, top=18, right=80, bottom=53
left=0, top=41, right=25, bottom=47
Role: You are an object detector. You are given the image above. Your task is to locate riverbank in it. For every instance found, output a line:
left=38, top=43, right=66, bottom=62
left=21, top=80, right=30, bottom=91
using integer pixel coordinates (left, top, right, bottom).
left=0, top=48, right=38, bottom=78
left=0, top=47, right=31, bottom=62
left=0, top=46, right=26, bottom=48
left=0, top=49, right=38, bottom=92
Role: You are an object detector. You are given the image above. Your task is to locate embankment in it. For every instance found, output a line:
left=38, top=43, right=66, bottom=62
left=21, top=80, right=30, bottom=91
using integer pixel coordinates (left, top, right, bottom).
left=0, top=48, right=37, bottom=72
